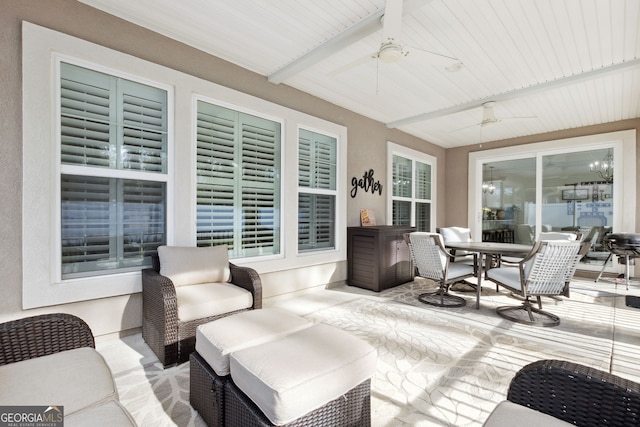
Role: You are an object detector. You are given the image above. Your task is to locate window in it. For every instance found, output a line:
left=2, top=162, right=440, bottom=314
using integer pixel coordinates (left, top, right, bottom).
left=196, top=100, right=281, bottom=258
left=298, top=129, right=337, bottom=252
left=388, top=143, right=435, bottom=231
left=59, top=62, right=167, bottom=278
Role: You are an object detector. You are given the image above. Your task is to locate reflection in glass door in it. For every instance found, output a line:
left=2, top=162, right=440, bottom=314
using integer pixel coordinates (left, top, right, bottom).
left=541, top=149, right=613, bottom=266
left=480, top=148, right=615, bottom=268
left=482, top=158, right=535, bottom=244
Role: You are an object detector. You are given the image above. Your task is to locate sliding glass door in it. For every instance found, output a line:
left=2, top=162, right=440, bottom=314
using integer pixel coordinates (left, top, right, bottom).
left=470, top=130, right=636, bottom=273
left=481, top=158, right=535, bottom=244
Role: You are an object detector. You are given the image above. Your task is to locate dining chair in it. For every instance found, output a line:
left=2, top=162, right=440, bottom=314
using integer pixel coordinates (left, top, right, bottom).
left=501, top=231, right=579, bottom=266
left=437, top=227, right=473, bottom=262
left=405, top=232, right=477, bottom=308
left=438, top=226, right=478, bottom=291
left=485, top=240, right=588, bottom=326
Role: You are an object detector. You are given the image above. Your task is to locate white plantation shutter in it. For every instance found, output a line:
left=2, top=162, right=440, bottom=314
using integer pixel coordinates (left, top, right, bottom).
left=298, top=129, right=337, bottom=251
left=196, top=101, right=281, bottom=258
left=61, top=63, right=167, bottom=172
left=391, top=154, right=432, bottom=231
left=59, top=62, right=167, bottom=278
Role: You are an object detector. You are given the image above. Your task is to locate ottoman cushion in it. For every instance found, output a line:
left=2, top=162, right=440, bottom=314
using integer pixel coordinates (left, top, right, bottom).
left=230, top=323, right=377, bottom=425
left=195, top=308, right=313, bottom=376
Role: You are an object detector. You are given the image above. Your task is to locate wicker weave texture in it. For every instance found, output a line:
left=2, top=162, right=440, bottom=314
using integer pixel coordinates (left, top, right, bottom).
left=142, top=256, right=263, bottom=367
left=507, top=359, right=640, bottom=427
left=408, top=234, right=447, bottom=281
left=525, top=242, right=582, bottom=295
left=0, top=313, right=95, bottom=366
left=190, top=351, right=227, bottom=427
left=224, top=378, right=371, bottom=427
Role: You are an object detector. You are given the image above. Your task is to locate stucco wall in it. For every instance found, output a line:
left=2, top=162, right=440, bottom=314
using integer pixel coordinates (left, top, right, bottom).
left=0, top=0, right=444, bottom=336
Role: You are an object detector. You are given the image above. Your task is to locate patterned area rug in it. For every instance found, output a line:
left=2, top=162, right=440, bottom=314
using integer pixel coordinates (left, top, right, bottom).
left=114, top=277, right=620, bottom=426
left=306, top=284, right=615, bottom=425
left=115, top=362, right=204, bottom=427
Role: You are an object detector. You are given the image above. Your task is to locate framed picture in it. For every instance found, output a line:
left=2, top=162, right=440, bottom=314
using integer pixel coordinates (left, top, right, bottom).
left=562, top=188, right=589, bottom=200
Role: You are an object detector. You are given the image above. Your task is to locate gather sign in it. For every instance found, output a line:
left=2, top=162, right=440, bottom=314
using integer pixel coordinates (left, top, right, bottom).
left=351, top=169, right=383, bottom=198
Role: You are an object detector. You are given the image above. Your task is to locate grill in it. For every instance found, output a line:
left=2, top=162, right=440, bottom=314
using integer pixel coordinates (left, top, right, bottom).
left=595, top=233, right=640, bottom=289
left=604, top=233, right=640, bottom=257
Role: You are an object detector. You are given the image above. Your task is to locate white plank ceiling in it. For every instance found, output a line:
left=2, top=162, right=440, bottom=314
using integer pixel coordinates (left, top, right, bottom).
left=79, top=0, right=640, bottom=148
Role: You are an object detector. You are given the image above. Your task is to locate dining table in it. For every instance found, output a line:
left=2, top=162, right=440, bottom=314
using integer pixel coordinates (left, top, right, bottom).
left=445, top=241, right=533, bottom=309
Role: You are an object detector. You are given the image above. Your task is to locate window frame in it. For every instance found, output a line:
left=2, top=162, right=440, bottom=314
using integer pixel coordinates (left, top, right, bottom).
left=297, top=126, right=340, bottom=254
left=58, top=61, right=170, bottom=279
left=23, top=25, right=175, bottom=309
left=194, top=96, right=284, bottom=260
left=386, top=141, right=436, bottom=230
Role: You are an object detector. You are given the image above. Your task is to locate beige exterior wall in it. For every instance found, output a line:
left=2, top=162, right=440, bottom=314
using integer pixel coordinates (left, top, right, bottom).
left=2, top=1, right=638, bottom=337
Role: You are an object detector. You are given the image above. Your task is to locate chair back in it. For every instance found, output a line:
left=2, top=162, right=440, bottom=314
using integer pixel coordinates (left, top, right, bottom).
left=406, top=232, right=448, bottom=281
left=523, top=241, right=582, bottom=296
left=438, top=227, right=471, bottom=244
left=438, top=226, right=472, bottom=257
left=537, top=232, right=578, bottom=241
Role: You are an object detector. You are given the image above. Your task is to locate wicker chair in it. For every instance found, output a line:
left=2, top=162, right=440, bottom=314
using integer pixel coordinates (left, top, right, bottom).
left=142, top=246, right=262, bottom=367
left=405, top=232, right=477, bottom=308
left=485, top=240, right=588, bottom=326
left=0, top=313, right=95, bottom=365
left=484, top=359, right=640, bottom=426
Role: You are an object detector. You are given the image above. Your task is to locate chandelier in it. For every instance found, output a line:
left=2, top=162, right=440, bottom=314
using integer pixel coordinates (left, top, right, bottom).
left=483, top=166, right=495, bottom=194
left=589, top=149, right=613, bottom=183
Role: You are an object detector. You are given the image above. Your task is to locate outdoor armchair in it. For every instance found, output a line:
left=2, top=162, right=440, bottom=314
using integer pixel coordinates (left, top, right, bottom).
left=142, top=245, right=262, bottom=366
left=484, top=359, right=640, bottom=426
left=485, top=240, right=588, bottom=326
left=406, top=232, right=477, bottom=308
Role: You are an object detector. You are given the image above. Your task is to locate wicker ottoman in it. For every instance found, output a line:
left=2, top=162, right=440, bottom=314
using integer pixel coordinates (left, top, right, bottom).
left=190, top=308, right=314, bottom=427
left=226, top=323, right=377, bottom=426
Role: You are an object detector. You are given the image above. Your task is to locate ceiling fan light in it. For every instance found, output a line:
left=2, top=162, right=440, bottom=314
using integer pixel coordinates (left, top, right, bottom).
left=445, top=62, right=463, bottom=72
left=379, top=43, right=403, bottom=63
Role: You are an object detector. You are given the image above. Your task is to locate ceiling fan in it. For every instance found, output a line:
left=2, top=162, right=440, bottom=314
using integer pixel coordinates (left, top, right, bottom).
left=330, top=0, right=462, bottom=76
left=453, top=101, right=537, bottom=132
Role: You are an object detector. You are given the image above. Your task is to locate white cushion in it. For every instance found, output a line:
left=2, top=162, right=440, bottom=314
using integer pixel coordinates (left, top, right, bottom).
left=158, top=245, right=230, bottom=287
left=439, top=227, right=471, bottom=243
left=0, top=348, right=117, bottom=416
left=195, top=308, right=314, bottom=376
left=175, top=282, right=253, bottom=322
left=486, top=267, right=522, bottom=291
left=483, top=401, right=573, bottom=427
left=65, top=400, right=137, bottom=427
left=448, top=262, right=475, bottom=280
left=439, top=227, right=472, bottom=257
left=230, top=323, right=377, bottom=425
left=538, top=232, right=577, bottom=241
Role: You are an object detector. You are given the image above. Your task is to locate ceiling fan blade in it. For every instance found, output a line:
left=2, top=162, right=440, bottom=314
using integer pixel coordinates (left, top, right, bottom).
left=328, top=51, right=377, bottom=76
left=501, top=116, right=538, bottom=121
left=382, top=0, right=403, bottom=43
left=404, top=45, right=462, bottom=68
left=450, top=121, right=483, bottom=133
